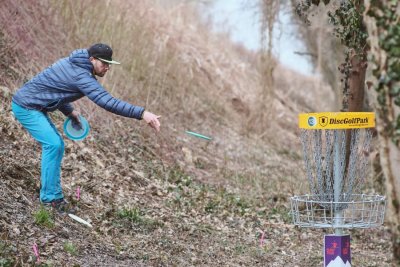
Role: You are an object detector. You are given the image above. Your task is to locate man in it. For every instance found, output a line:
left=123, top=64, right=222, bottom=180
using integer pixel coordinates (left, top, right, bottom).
left=11, top=43, right=161, bottom=213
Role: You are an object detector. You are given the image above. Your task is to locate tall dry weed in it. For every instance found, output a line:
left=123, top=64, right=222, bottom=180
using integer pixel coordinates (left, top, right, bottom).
left=0, top=0, right=69, bottom=86
left=49, top=0, right=265, bottom=136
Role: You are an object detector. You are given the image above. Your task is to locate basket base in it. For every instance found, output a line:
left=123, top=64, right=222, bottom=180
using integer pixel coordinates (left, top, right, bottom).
left=324, top=235, right=351, bottom=267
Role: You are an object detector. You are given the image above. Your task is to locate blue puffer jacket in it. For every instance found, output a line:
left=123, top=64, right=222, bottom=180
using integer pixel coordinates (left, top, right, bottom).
left=12, top=49, right=144, bottom=119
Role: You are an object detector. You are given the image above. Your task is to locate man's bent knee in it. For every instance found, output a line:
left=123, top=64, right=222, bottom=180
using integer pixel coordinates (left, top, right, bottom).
left=44, top=139, right=64, bottom=152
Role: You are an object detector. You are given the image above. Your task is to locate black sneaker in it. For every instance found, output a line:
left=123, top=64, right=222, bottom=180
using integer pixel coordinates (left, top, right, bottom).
left=42, top=198, right=76, bottom=214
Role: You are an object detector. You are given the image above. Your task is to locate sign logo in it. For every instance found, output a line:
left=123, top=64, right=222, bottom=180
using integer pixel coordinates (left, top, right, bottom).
left=299, top=112, right=375, bottom=129
left=319, top=116, right=328, bottom=127
left=308, top=116, right=317, bottom=127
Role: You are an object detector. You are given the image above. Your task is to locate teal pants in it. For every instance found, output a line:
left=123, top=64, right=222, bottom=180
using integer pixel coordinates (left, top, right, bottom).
left=12, top=102, right=64, bottom=203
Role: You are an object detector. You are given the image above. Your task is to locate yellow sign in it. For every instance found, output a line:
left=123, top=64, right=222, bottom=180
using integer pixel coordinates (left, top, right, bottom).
left=299, top=112, right=375, bottom=129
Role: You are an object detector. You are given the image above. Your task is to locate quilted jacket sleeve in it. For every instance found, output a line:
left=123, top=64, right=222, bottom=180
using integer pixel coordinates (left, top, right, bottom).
left=58, top=103, right=74, bottom=116
left=75, top=72, right=145, bottom=119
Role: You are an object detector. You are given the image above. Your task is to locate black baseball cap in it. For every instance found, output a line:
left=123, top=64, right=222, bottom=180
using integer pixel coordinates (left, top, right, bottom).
left=88, top=43, right=120, bottom=64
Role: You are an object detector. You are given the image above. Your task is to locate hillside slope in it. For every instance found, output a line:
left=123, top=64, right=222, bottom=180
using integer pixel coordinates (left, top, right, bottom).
left=0, top=0, right=393, bottom=266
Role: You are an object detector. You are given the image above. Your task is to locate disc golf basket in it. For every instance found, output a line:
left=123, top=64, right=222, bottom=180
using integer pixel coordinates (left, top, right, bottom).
left=290, top=112, right=386, bottom=267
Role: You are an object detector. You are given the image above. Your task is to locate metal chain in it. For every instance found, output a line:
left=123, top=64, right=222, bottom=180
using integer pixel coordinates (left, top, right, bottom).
left=300, top=128, right=372, bottom=210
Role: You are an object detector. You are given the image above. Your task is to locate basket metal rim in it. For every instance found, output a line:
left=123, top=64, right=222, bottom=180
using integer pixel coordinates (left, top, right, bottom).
left=290, top=194, right=386, bottom=229
left=290, top=194, right=385, bottom=204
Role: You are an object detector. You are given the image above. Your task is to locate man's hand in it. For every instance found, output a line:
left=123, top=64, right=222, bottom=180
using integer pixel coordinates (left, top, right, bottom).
left=142, top=111, right=161, bottom=132
left=68, top=110, right=82, bottom=130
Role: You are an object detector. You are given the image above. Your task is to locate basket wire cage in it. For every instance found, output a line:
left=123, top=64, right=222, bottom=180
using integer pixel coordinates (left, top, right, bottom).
left=291, top=113, right=386, bottom=233
left=290, top=194, right=386, bottom=229
left=291, top=112, right=386, bottom=266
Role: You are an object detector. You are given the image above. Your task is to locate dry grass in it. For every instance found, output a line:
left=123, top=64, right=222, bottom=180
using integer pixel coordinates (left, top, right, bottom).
left=47, top=0, right=287, bottom=135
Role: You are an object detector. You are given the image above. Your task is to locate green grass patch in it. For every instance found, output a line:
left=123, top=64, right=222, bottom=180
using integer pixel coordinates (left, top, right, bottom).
left=0, top=259, right=14, bottom=267
left=117, top=207, right=143, bottom=223
left=63, top=242, right=77, bottom=255
left=0, top=240, right=15, bottom=267
left=116, top=207, right=163, bottom=232
left=167, top=166, right=192, bottom=187
left=34, top=206, right=54, bottom=228
left=268, top=206, right=292, bottom=223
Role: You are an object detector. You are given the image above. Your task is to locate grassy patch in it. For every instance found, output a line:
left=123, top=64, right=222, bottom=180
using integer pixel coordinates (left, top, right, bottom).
left=0, top=241, right=15, bottom=267
left=167, top=166, right=192, bottom=187
left=34, top=206, right=54, bottom=228
left=165, top=166, right=270, bottom=220
left=0, top=259, right=14, bottom=267
left=63, top=242, right=77, bottom=255
left=268, top=207, right=292, bottom=223
left=117, top=207, right=163, bottom=232
left=117, top=207, right=143, bottom=223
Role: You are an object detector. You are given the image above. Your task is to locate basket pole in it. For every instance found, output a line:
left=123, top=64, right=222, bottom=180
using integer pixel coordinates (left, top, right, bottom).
left=333, top=131, right=344, bottom=235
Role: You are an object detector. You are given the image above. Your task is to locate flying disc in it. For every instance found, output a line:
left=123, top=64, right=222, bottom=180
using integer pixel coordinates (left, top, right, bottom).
left=68, top=214, right=92, bottom=228
left=185, top=130, right=212, bottom=141
left=63, top=116, right=90, bottom=141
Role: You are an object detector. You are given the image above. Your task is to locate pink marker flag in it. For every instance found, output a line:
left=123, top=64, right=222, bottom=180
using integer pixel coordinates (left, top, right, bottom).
left=259, top=230, right=266, bottom=247
left=32, top=242, right=40, bottom=263
left=76, top=186, right=81, bottom=201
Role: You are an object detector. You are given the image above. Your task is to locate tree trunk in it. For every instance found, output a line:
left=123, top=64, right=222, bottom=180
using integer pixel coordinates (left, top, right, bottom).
left=373, top=88, right=400, bottom=260
left=364, top=0, right=400, bottom=261
left=346, top=48, right=367, bottom=112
